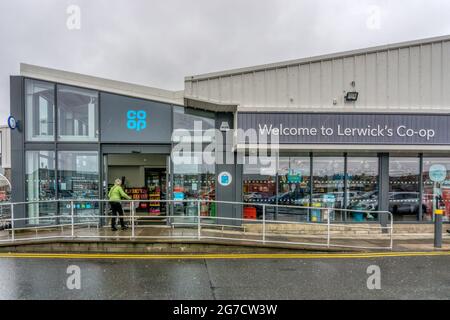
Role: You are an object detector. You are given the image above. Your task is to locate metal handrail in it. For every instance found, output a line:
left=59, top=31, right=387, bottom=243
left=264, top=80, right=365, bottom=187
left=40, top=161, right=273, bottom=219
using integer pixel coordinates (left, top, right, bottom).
left=0, top=199, right=394, bottom=250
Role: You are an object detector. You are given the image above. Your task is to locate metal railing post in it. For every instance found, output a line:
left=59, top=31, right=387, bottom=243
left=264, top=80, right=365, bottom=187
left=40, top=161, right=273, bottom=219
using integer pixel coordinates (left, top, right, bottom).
left=71, top=200, right=74, bottom=239
left=327, top=209, right=331, bottom=248
left=1, top=199, right=396, bottom=251
left=434, top=209, right=443, bottom=249
left=197, top=200, right=201, bottom=240
left=390, top=212, right=394, bottom=251
left=262, top=204, right=266, bottom=244
left=131, top=201, right=135, bottom=238
left=10, top=203, right=14, bottom=242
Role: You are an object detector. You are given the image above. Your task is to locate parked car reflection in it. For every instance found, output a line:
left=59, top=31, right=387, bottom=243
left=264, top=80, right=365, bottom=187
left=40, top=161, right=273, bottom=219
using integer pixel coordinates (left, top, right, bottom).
left=348, top=191, right=426, bottom=219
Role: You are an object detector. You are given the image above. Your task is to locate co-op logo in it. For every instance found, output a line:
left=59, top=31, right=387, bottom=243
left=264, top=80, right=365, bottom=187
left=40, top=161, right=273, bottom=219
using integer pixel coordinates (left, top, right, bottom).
left=127, top=110, right=147, bottom=132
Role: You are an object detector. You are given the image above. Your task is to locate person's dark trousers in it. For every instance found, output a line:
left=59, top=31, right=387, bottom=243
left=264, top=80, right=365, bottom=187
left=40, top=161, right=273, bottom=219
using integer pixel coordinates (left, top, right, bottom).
left=110, top=202, right=126, bottom=229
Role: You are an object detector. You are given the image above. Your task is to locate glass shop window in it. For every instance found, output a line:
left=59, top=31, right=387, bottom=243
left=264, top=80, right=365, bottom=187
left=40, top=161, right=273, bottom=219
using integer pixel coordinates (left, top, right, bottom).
left=422, top=158, right=450, bottom=222
left=58, top=151, right=99, bottom=222
left=25, top=151, right=56, bottom=225
left=277, top=157, right=311, bottom=222
left=346, top=157, right=379, bottom=222
left=243, top=157, right=277, bottom=219
left=389, top=157, right=420, bottom=221
left=57, top=85, right=98, bottom=142
left=171, top=152, right=216, bottom=218
left=25, top=79, right=55, bottom=142
left=172, top=106, right=216, bottom=143
left=312, top=157, right=345, bottom=221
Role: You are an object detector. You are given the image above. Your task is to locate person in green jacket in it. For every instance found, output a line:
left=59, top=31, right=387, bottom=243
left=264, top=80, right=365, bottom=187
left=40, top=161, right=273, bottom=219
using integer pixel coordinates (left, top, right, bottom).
left=108, top=178, right=132, bottom=231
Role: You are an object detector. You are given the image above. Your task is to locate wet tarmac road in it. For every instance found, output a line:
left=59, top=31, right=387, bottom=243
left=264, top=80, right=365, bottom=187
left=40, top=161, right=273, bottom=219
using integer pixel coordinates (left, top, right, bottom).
left=0, top=254, right=449, bottom=300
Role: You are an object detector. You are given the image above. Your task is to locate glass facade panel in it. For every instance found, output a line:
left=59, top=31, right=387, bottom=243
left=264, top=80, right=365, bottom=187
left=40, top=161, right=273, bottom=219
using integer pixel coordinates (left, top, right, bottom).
left=173, top=106, right=215, bottom=143
left=173, top=106, right=215, bottom=132
left=389, top=157, right=421, bottom=221
left=277, top=157, right=310, bottom=221
left=243, top=157, right=277, bottom=219
left=312, top=157, right=345, bottom=221
left=422, top=158, right=450, bottom=222
left=25, top=151, right=56, bottom=225
left=25, top=79, right=55, bottom=141
left=58, top=85, right=98, bottom=141
left=58, top=151, right=99, bottom=221
left=172, top=152, right=216, bottom=218
left=171, top=104, right=217, bottom=218
left=347, top=157, right=379, bottom=221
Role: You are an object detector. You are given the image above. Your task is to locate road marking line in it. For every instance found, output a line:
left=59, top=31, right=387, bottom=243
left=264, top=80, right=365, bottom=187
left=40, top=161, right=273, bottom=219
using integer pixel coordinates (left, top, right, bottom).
left=0, top=251, right=449, bottom=260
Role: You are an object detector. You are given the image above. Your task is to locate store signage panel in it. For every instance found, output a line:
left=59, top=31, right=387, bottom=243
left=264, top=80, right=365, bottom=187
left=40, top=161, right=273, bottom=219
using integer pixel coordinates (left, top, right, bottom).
left=237, top=112, right=450, bottom=145
left=100, top=93, right=172, bottom=143
left=126, top=110, right=147, bottom=132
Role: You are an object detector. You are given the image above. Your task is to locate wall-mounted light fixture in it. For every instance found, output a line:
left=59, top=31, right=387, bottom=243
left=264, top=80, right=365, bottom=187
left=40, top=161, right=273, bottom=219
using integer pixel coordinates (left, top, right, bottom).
left=345, top=91, right=359, bottom=102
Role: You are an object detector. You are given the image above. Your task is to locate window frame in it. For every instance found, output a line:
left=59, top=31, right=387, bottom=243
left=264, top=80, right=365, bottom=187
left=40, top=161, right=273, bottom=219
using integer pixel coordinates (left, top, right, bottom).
left=56, top=84, right=99, bottom=142
left=24, top=79, right=56, bottom=142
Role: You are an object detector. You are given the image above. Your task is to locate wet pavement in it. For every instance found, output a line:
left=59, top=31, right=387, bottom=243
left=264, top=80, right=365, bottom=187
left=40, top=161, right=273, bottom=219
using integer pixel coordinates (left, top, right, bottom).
left=0, top=255, right=449, bottom=300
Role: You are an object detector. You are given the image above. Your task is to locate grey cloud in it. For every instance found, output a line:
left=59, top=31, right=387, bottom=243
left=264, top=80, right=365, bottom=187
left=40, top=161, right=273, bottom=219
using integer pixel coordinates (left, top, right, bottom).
left=0, top=0, right=449, bottom=124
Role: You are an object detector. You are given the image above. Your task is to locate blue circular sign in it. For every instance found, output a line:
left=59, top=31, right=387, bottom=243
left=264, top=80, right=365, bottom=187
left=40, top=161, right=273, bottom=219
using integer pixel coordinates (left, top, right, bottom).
left=218, top=172, right=232, bottom=186
left=7, top=116, right=17, bottom=130
left=429, top=164, right=447, bottom=182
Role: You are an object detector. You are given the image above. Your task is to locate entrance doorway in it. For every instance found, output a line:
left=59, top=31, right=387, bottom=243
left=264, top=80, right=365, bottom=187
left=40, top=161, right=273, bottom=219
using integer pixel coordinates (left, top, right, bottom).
left=104, top=151, right=218, bottom=225
left=106, top=154, right=169, bottom=224
left=145, top=168, right=167, bottom=215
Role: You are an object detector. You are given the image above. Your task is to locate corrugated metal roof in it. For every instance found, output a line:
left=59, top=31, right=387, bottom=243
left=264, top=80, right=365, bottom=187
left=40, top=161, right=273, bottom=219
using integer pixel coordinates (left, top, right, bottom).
left=185, top=34, right=450, bottom=113
left=185, top=34, right=450, bottom=81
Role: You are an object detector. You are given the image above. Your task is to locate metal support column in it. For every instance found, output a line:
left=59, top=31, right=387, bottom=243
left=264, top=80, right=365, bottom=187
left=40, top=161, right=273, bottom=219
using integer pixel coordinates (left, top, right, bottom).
left=378, top=153, right=390, bottom=233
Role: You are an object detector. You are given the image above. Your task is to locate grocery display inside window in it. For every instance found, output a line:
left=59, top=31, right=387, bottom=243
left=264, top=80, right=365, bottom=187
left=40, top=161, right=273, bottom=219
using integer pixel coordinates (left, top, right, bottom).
left=172, top=174, right=215, bottom=217
left=145, top=169, right=167, bottom=215
left=123, top=187, right=149, bottom=209
left=172, top=153, right=216, bottom=220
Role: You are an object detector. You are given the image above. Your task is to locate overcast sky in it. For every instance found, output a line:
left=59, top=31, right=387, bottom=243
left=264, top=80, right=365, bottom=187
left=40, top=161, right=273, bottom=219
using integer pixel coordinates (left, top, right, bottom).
left=0, top=0, right=449, bottom=124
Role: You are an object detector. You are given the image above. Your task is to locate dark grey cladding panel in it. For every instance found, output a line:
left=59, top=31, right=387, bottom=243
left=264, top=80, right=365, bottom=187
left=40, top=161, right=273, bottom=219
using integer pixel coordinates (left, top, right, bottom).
left=237, top=112, right=450, bottom=145
left=100, top=92, right=173, bottom=143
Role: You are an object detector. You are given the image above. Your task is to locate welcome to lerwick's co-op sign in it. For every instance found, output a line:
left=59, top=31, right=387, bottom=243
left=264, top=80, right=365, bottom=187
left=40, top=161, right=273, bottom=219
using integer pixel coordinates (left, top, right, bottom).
left=237, top=112, right=450, bottom=145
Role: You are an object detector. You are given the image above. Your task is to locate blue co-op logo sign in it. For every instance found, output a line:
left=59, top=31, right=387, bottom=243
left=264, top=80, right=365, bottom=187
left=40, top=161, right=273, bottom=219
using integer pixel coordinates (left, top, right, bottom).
left=127, top=110, right=147, bottom=132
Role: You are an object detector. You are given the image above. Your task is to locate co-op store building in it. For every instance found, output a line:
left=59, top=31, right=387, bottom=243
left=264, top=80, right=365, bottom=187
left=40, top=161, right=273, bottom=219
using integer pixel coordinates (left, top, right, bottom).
left=9, top=35, right=450, bottom=227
